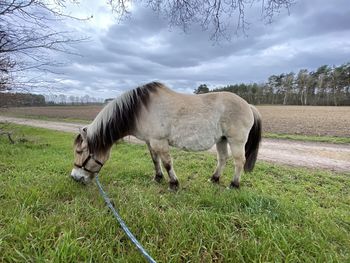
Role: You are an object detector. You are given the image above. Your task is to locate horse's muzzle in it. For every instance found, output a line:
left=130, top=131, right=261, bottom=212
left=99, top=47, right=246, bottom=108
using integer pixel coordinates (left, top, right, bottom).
left=70, top=168, right=93, bottom=184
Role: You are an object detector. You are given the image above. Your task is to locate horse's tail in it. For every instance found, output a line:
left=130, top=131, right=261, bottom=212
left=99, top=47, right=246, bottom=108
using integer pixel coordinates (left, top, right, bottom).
left=244, top=105, right=262, bottom=172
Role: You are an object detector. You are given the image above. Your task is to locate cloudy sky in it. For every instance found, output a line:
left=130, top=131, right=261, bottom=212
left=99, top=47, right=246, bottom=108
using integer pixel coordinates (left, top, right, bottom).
left=41, top=0, right=350, bottom=99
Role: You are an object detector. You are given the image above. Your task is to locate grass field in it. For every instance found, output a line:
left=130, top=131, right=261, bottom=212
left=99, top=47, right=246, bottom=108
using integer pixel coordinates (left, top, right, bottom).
left=1, top=105, right=350, bottom=143
left=1, top=125, right=349, bottom=262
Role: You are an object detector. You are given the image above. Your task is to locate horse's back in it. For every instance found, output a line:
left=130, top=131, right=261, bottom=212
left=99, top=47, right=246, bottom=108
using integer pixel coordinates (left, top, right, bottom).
left=134, top=87, right=254, bottom=151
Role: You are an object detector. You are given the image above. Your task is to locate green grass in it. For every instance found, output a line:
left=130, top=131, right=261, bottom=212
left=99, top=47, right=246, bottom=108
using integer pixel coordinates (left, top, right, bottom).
left=1, top=125, right=349, bottom=262
left=265, top=132, right=350, bottom=144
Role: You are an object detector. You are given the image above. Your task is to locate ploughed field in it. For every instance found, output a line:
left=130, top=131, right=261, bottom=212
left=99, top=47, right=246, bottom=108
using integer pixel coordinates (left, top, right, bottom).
left=258, top=106, right=350, bottom=137
left=1, top=105, right=350, bottom=137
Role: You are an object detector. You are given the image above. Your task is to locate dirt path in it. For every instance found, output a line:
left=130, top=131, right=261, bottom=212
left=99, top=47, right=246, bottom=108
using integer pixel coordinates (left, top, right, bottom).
left=1, top=116, right=350, bottom=172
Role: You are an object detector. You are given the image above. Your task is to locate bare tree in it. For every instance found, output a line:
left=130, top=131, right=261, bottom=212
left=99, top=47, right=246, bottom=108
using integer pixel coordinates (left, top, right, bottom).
left=108, top=0, right=295, bottom=40
left=282, top=72, right=294, bottom=105
left=0, top=0, right=87, bottom=92
left=296, top=69, right=314, bottom=105
left=58, top=94, right=67, bottom=104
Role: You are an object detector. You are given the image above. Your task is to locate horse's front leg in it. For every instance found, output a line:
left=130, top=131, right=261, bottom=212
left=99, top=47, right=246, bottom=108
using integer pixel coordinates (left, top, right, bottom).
left=146, top=142, right=164, bottom=183
left=149, top=139, right=179, bottom=191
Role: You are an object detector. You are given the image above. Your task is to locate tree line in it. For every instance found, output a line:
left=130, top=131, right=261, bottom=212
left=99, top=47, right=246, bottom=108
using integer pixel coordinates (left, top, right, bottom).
left=0, top=93, right=45, bottom=107
left=44, top=94, right=104, bottom=105
left=0, top=93, right=105, bottom=107
left=195, top=63, right=350, bottom=106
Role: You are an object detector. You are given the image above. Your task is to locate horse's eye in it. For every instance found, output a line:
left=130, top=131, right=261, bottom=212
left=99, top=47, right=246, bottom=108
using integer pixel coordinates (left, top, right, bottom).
left=76, top=150, right=83, bottom=154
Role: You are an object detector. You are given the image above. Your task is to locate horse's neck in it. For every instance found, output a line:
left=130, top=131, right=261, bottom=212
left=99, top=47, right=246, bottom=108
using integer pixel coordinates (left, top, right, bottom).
left=87, top=107, right=121, bottom=153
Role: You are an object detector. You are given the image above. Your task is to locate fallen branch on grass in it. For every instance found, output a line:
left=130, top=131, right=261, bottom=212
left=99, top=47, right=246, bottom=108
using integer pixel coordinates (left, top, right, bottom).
left=0, top=130, right=14, bottom=144
left=0, top=122, right=15, bottom=144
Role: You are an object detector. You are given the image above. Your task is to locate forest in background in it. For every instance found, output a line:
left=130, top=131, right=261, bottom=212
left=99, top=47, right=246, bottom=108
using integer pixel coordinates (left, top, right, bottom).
left=195, top=63, right=350, bottom=106
left=0, top=93, right=104, bottom=107
left=0, top=93, right=45, bottom=107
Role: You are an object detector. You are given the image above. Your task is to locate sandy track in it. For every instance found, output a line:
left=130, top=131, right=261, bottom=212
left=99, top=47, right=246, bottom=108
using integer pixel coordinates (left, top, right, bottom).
left=1, top=116, right=349, bottom=172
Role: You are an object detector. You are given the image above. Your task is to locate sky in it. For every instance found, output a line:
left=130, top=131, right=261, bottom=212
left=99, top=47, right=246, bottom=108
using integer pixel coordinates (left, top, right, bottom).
left=39, top=0, right=350, bottom=99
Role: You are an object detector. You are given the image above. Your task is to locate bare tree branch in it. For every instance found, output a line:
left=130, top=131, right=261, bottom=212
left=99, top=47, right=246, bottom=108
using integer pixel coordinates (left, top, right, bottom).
left=111, top=0, right=295, bottom=40
left=0, top=0, right=87, bottom=92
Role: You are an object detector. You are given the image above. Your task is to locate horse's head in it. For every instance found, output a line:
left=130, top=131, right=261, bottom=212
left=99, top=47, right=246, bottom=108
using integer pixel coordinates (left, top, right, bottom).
left=71, top=127, right=107, bottom=184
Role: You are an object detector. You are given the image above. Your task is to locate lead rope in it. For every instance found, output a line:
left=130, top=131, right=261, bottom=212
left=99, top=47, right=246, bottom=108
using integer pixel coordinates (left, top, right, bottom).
left=95, top=176, right=157, bottom=263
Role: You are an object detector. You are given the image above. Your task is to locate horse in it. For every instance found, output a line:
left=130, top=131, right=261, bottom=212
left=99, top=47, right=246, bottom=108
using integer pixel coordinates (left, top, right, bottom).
left=71, top=82, right=262, bottom=190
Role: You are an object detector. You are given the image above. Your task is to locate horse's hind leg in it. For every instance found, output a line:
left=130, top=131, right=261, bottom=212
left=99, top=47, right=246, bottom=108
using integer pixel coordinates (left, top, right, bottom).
left=228, top=139, right=246, bottom=189
left=149, top=139, right=179, bottom=191
left=210, top=138, right=229, bottom=184
left=146, top=142, right=164, bottom=183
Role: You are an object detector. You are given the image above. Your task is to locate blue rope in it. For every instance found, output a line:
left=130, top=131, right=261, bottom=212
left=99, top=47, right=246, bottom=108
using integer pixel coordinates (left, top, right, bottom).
left=95, top=175, right=157, bottom=263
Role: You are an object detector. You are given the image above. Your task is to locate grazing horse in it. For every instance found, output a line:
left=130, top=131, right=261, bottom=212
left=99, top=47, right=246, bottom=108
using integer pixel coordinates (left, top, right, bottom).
left=71, top=82, right=261, bottom=190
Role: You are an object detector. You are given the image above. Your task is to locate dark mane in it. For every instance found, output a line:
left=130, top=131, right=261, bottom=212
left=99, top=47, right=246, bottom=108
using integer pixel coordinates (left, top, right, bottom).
left=87, top=82, right=162, bottom=153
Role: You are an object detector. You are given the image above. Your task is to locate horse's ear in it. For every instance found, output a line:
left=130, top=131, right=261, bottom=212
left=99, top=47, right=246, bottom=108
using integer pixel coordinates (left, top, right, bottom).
left=79, top=127, right=88, bottom=140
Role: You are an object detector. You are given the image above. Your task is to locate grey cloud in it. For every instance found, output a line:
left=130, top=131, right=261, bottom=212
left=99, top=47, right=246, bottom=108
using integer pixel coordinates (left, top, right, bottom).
left=36, top=1, right=350, bottom=98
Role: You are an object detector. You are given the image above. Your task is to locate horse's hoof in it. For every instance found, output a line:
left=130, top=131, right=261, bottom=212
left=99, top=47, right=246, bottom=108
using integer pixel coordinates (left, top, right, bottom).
left=210, top=176, right=220, bottom=184
left=153, top=173, right=164, bottom=183
left=169, top=181, right=179, bottom=191
left=229, top=181, right=240, bottom=189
